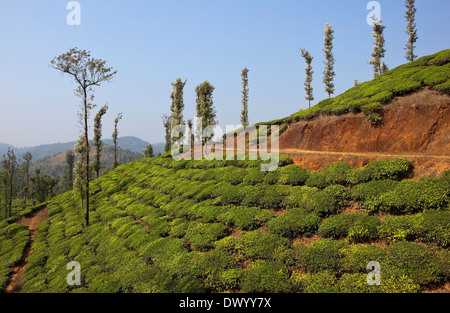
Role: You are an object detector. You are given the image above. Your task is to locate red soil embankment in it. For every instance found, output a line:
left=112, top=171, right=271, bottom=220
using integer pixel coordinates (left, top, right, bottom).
left=280, top=89, right=450, bottom=177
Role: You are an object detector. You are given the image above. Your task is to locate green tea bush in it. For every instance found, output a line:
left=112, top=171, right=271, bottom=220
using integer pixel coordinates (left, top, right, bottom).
left=237, top=230, right=291, bottom=261
left=379, top=210, right=450, bottom=247
left=169, top=218, right=190, bottom=238
left=284, top=186, right=320, bottom=209
left=242, top=168, right=266, bottom=185
left=378, top=215, right=417, bottom=242
left=348, top=159, right=413, bottom=184
left=217, top=207, right=273, bottom=230
left=337, top=273, right=379, bottom=293
left=291, top=271, right=339, bottom=293
left=277, top=164, right=311, bottom=186
left=296, top=239, right=346, bottom=273
left=318, top=213, right=381, bottom=242
left=339, top=244, right=386, bottom=273
left=267, top=208, right=320, bottom=238
left=384, top=241, right=444, bottom=286
left=259, top=185, right=291, bottom=209
left=240, top=184, right=266, bottom=207
left=241, top=260, right=292, bottom=293
left=185, top=222, right=228, bottom=251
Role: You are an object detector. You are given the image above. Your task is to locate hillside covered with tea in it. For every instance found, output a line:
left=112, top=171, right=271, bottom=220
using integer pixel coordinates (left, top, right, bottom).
left=2, top=155, right=448, bottom=293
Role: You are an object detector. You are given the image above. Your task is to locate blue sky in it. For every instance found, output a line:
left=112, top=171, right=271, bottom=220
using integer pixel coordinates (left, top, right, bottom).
left=0, top=0, right=448, bottom=147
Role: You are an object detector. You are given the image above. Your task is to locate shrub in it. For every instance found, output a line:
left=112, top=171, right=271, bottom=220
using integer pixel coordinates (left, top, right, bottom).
left=185, top=222, right=228, bottom=251
left=374, top=178, right=449, bottom=214
left=305, top=172, right=327, bottom=189
left=378, top=215, right=417, bottom=242
left=338, top=273, right=379, bottom=293
left=284, top=186, right=321, bottom=209
left=296, top=239, right=346, bottom=273
left=263, top=171, right=280, bottom=185
left=267, top=208, right=320, bottom=238
left=217, top=268, right=244, bottom=291
left=169, top=218, right=189, bottom=238
left=339, top=244, right=386, bottom=273
left=277, top=164, right=311, bottom=186
left=348, top=159, right=413, bottom=184
left=241, top=260, right=292, bottom=293
left=291, top=271, right=339, bottom=293
left=379, top=267, right=421, bottom=293
left=243, top=168, right=266, bottom=185
left=240, top=185, right=266, bottom=207
left=352, top=179, right=399, bottom=203
left=311, top=186, right=351, bottom=217
left=318, top=213, right=381, bottom=242
left=370, top=91, right=394, bottom=103
left=217, top=207, right=273, bottom=231
left=237, top=230, right=291, bottom=261
left=259, top=185, right=291, bottom=209
left=384, top=241, right=444, bottom=286
left=323, top=162, right=354, bottom=186
left=415, top=210, right=450, bottom=248
left=379, top=210, right=450, bottom=247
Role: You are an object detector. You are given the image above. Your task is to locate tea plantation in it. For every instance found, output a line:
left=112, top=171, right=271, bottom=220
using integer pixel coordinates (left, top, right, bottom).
left=2, top=155, right=449, bottom=293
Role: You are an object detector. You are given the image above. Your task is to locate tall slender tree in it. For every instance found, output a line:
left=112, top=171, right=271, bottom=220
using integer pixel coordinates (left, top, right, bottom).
left=195, top=81, right=217, bottom=144
left=170, top=78, right=187, bottom=145
left=187, top=119, right=194, bottom=147
left=143, top=144, right=154, bottom=158
left=240, top=68, right=249, bottom=127
left=381, top=62, right=389, bottom=75
left=1, top=149, right=18, bottom=218
left=323, top=23, right=335, bottom=98
left=21, top=152, right=32, bottom=207
left=93, top=104, right=109, bottom=178
left=112, top=113, right=123, bottom=169
left=63, top=150, right=75, bottom=191
left=73, top=134, right=88, bottom=213
left=162, top=114, right=172, bottom=153
left=50, top=48, right=117, bottom=227
left=300, top=48, right=314, bottom=108
left=369, top=18, right=387, bottom=78
left=404, top=0, right=418, bottom=62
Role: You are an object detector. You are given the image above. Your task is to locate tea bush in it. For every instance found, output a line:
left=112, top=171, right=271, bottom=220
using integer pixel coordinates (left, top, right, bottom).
left=267, top=208, right=320, bottom=238
left=296, top=239, right=346, bottom=273
left=318, top=213, right=381, bottom=242
left=241, top=260, right=292, bottom=293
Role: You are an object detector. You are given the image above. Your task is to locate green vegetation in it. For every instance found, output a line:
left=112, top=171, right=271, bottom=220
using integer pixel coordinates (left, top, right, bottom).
left=0, top=155, right=446, bottom=294
left=0, top=223, right=29, bottom=290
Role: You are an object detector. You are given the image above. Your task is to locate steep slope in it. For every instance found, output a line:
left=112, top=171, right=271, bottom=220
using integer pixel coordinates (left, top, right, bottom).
left=273, top=50, right=450, bottom=177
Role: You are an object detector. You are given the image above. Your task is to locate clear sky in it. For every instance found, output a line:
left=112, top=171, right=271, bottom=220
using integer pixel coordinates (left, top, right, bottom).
left=0, top=0, right=449, bottom=147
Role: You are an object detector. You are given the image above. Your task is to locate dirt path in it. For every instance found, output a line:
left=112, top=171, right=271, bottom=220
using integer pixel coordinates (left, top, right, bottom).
left=5, top=207, right=49, bottom=293
left=280, top=148, right=450, bottom=159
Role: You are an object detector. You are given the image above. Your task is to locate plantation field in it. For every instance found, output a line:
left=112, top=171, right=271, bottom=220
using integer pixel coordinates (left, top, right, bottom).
left=3, top=155, right=448, bottom=293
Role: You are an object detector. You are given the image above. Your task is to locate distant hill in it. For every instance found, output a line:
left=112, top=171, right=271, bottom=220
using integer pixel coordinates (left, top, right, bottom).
left=31, top=145, right=143, bottom=178
left=0, top=136, right=165, bottom=164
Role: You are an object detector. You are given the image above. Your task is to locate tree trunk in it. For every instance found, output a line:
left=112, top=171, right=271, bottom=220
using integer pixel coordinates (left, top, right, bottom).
left=84, top=88, right=90, bottom=227
left=8, top=175, right=13, bottom=218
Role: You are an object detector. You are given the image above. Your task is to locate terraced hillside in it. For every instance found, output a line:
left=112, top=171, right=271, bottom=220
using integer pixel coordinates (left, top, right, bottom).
left=3, top=156, right=448, bottom=293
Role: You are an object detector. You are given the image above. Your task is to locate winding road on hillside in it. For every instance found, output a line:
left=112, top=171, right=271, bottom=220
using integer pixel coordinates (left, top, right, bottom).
left=280, top=148, right=450, bottom=159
